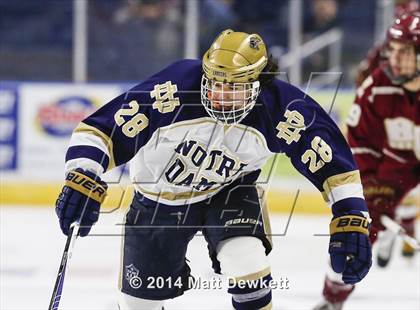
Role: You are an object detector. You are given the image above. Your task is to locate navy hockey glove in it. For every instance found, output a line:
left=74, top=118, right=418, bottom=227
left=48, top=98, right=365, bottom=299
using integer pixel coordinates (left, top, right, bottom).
left=329, top=203, right=372, bottom=285
left=55, top=168, right=107, bottom=237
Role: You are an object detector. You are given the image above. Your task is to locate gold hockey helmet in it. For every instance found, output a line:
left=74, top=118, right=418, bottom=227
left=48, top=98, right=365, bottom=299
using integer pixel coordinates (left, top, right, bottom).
left=201, top=30, right=268, bottom=124
left=203, top=29, right=268, bottom=83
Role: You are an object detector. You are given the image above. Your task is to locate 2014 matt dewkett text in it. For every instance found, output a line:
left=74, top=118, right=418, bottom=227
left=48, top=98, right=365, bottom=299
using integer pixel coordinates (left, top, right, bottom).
left=144, top=276, right=290, bottom=290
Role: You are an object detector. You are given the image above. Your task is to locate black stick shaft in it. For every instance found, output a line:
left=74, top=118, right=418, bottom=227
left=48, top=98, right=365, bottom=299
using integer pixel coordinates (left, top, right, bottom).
left=48, top=225, right=76, bottom=310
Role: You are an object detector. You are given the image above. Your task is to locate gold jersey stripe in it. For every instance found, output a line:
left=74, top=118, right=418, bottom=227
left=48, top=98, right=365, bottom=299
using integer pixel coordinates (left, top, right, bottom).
left=74, top=122, right=116, bottom=170
left=321, top=191, right=329, bottom=202
left=330, top=215, right=369, bottom=236
left=322, top=170, right=361, bottom=198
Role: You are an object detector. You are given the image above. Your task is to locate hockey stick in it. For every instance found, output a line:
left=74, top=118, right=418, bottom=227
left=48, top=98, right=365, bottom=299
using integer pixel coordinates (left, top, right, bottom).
left=380, top=215, right=420, bottom=251
left=48, top=222, right=80, bottom=310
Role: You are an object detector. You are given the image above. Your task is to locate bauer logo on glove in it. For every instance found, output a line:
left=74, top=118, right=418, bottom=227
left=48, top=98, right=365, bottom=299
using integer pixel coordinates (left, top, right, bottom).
left=65, top=170, right=107, bottom=203
left=331, top=215, right=370, bottom=235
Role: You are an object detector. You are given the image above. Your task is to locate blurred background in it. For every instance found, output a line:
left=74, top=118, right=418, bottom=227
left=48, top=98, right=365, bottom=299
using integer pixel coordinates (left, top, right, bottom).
left=0, top=0, right=400, bottom=83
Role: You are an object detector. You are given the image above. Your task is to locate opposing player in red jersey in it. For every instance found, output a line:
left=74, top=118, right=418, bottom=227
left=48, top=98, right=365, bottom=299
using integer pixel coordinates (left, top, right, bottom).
left=355, top=0, right=419, bottom=87
left=315, top=12, right=420, bottom=310
left=355, top=0, right=420, bottom=263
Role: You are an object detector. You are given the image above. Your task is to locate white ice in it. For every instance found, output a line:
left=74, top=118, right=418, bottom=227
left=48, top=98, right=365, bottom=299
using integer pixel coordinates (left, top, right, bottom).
left=1, top=206, right=419, bottom=310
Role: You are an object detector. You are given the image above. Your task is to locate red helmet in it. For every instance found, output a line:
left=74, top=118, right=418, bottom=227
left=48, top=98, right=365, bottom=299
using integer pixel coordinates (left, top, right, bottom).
left=394, top=0, right=420, bottom=18
left=387, top=12, right=420, bottom=46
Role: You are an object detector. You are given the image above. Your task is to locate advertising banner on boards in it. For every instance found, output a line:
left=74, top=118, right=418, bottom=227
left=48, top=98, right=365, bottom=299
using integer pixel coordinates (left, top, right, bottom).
left=1, top=82, right=123, bottom=181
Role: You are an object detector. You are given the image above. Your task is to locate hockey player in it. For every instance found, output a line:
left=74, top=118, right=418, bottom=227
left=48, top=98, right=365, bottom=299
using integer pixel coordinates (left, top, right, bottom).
left=55, top=29, right=372, bottom=309
left=315, top=12, right=420, bottom=310
left=354, top=0, right=419, bottom=87
left=355, top=1, right=420, bottom=262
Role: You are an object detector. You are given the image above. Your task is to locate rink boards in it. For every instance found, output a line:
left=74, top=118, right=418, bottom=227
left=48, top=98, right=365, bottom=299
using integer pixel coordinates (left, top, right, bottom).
left=0, top=179, right=326, bottom=213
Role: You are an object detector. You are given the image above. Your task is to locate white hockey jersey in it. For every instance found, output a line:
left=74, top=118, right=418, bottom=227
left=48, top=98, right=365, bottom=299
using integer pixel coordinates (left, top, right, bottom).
left=65, top=60, right=365, bottom=210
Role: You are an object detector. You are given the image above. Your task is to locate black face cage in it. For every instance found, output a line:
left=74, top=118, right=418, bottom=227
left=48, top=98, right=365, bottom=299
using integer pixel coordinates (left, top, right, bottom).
left=200, top=75, right=261, bottom=125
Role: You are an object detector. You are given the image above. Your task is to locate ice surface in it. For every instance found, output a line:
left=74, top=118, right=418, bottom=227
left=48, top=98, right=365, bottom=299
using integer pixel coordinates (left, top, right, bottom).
left=1, top=206, right=419, bottom=310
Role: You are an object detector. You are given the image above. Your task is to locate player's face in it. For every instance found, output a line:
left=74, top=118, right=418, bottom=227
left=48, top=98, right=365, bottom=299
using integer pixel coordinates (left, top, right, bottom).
left=388, top=41, right=417, bottom=77
left=206, top=81, right=249, bottom=112
left=201, top=75, right=261, bottom=124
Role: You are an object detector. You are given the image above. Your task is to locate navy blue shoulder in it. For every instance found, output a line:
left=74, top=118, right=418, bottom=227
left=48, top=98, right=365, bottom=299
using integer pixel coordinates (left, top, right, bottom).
left=242, top=79, right=315, bottom=153
left=262, top=79, right=313, bottom=111
left=243, top=78, right=342, bottom=155
left=127, top=59, right=202, bottom=94
left=123, top=59, right=206, bottom=132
